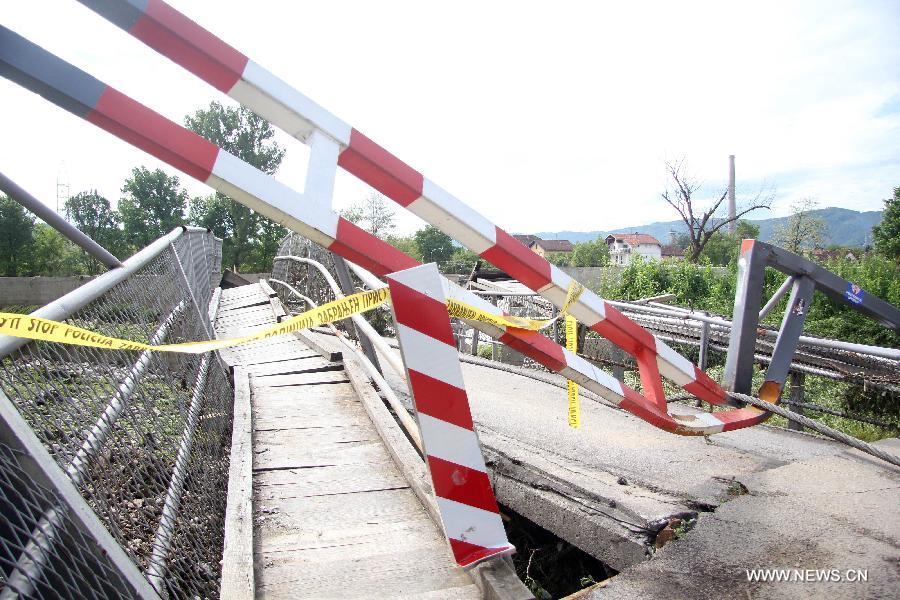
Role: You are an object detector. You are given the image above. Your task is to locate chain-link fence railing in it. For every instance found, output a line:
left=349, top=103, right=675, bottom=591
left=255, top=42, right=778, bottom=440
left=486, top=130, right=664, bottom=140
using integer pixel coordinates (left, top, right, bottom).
left=0, top=227, right=231, bottom=599
left=272, top=232, right=395, bottom=337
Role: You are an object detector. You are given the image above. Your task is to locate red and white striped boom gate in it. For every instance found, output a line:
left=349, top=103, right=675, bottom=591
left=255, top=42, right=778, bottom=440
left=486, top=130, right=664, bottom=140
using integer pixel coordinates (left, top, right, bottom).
left=0, top=5, right=797, bottom=562
left=0, top=1, right=781, bottom=437
left=387, top=263, right=515, bottom=567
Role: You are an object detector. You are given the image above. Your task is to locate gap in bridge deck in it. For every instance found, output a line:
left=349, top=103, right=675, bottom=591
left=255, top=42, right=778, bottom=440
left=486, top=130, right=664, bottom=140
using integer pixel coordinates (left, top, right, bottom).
left=501, top=503, right=617, bottom=598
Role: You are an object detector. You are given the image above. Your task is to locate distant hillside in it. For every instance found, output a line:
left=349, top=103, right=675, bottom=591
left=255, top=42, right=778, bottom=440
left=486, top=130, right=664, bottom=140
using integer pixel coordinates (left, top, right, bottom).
left=532, top=207, right=883, bottom=248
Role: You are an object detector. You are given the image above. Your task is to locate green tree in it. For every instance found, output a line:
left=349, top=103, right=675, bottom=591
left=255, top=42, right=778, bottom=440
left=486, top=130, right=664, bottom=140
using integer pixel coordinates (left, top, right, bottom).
left=772, top=198, right=826, bottom=253
left=871, top=187, right=900, bottom=262
left=185, top=102, right=286, bottom=271
left=189, top=193, right=230, bottom=237
left=119, top=167, right=188, bottom=249
left=0, top=194, right=35, bottom=276
left=546, top=252, right=572, bottom=267
left=30, top=224, right=85, bottom=276
left=414, top=225, right=455, bottom=266
left=444, top=247, right=480, bottom=274
left=699, top=220, right=760, bottom=266
left=64, top=190, right=124, bottom=273
left=570, top=237, right=610, bottom=267
left=385, top=234, right=422, bottom=261
left=341, top=192, right=396, bottom=238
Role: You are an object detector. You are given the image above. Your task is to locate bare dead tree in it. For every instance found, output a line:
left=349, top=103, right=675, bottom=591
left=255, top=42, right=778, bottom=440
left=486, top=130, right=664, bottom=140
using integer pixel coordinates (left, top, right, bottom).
left=662, top=158, right=772, bottom=262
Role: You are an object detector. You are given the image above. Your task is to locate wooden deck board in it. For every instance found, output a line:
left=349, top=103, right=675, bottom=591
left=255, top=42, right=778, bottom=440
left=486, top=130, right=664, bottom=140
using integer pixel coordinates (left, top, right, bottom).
left=214, top=285, right=480, bottom=599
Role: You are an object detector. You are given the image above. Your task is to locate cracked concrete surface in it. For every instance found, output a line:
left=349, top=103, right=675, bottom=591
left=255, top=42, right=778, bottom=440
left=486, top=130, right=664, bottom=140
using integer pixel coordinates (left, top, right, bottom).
left=582, top=440, right=900, bottom=599
left=366, top=342, right=899, bottom=597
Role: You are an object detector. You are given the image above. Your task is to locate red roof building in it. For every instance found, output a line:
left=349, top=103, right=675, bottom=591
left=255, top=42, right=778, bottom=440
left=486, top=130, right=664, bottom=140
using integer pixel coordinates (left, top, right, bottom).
left=605, top=233, right=663, bottom=266
left=529, top=239, right=574, bottom=257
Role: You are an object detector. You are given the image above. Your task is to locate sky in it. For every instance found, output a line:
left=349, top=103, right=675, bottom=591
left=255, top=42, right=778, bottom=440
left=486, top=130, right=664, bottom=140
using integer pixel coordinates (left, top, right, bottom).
left=2, top=0, right=899, bottom=237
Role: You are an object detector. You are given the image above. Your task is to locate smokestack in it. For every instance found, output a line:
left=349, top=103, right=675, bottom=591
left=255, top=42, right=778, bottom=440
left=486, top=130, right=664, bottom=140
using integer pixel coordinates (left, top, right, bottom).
left=727, top=154, right=736, bottom=233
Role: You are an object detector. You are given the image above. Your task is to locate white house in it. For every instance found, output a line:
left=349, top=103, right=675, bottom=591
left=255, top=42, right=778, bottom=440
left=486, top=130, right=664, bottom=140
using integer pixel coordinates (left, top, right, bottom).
left=605, top=233, right=663, bottom=266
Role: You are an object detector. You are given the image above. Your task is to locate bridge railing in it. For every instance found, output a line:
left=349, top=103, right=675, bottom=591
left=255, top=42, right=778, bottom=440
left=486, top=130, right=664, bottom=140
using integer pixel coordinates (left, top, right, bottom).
left=0, top=228, right=231, bottom=599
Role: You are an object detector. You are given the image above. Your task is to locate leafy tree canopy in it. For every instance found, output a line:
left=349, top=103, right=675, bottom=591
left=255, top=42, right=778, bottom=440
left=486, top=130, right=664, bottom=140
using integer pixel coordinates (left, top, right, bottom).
left=772, top=198, right=826, bottom=253
left=119, top=167, right=187, bottom=249
left=385, top=234, right=421, bottom=262
left=64, top=190, right=125, bottom=273
left=570, top=238, right=610, bottom=267
left=544, top=238, right=609, bottom=268
left=341, top=192, right=396, bottom=238
left=185, top=102, right=285, bottom=271
left=0, top=194, right=35, bottom=276
left=871, top=186, right=900, bottom=262
left=29, top=224, right=85, bottom=276
left=414, top=225, right=455, bottom=267
left=699, top=220, right=760, bottom=266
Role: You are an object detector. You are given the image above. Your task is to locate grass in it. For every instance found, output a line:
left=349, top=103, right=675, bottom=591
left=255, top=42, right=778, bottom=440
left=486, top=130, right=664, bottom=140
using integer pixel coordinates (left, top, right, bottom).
left=0, top=304, right=39, bottom=314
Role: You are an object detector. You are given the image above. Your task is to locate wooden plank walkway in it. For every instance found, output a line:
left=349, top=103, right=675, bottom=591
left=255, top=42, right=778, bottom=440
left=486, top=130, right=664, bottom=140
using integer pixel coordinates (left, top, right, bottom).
left=214, top=284, right=481, bottom=599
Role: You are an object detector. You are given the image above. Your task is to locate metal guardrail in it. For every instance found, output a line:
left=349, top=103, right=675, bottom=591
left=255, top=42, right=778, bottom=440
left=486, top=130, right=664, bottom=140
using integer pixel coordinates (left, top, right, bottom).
left=0, top=228, right=233, bottom=598
left=449, top=285, right=899, bottom=391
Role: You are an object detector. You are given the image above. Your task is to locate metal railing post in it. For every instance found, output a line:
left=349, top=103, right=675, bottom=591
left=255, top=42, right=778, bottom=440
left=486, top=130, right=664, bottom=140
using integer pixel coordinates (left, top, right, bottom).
left=332, top=254, right=382, bottom=374
left=787, top=371, right=806, bottom=432
left=724, top=241, right=771, bottom=394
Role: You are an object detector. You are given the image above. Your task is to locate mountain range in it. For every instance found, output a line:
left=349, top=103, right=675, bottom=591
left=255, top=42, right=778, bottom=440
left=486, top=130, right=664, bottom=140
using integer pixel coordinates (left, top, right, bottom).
left=531, top=207, right=883, bottom=248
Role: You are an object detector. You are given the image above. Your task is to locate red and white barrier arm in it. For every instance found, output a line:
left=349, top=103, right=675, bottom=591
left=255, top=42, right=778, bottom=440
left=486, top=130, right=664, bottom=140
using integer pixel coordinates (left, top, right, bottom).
left=0, top=27, right=770, bottom=435
left=75, top=0, right=731, bottom=411
left=388, top=263, right=515, bottom=567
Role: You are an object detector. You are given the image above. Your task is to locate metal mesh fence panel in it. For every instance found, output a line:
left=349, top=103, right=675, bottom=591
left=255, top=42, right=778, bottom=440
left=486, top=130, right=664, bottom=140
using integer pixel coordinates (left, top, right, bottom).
left=0, top=442, right=143, bottom=600
left=272, top=232, right=339, bottom=307
left=0, top=230, right=231, bottom=599
left=272, top=232, right=368, bottom=335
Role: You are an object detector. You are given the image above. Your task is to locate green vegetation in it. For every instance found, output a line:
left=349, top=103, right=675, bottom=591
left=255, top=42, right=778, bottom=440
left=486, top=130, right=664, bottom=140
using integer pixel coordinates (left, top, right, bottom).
left=186, top=102, right=286, bottom=271
left=414, top=226, right=455, bottom=266
left=546, top=237, right=610, bottom=268
left=697, top=220, right=759, bottom=266
left=65, top=191, right=128, bottom=273
left=606, top=250, right=900, bottom=349
left=772, top=198, right=827, bottom=252
left=119, top=167, right=188, bottom=249
left=597, top=245, right=899, bottom=435
left=30, top=224, right=87, bottom=275
left=341, top=192, right=396, bottom=238
left=872, top=186, right=900, bottom=262
left=0, top=194, right=35, bottom=276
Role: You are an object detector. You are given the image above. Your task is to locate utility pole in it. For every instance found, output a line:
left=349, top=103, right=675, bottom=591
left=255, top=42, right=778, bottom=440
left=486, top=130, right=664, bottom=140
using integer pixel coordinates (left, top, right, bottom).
left=727, top=155, right=736, bottom=233
left=56, top=161, right=70, bottom=215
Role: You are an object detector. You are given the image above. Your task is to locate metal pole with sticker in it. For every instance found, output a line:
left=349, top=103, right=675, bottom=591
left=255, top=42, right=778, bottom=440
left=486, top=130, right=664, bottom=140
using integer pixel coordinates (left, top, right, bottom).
left=724, top=239, right=900, bottom=400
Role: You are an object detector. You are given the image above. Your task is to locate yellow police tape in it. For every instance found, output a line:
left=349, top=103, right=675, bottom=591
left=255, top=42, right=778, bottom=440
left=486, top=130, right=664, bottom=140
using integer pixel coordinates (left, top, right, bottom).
left=0, top=288, right=391, bottom=354
left=565, top=314, right=580, bottom=429
left=0, top=281, right=587, bottom=354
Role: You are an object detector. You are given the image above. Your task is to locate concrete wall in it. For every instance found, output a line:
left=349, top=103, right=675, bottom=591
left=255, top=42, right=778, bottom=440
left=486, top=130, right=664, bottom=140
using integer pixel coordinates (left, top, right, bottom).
left=0, top=273, right=273, bottom=307
left=236, top=272, right=271, bottom=284
left=559, top=266, right=623, bottom=290
left=0, top=276, right=97, bottom=306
